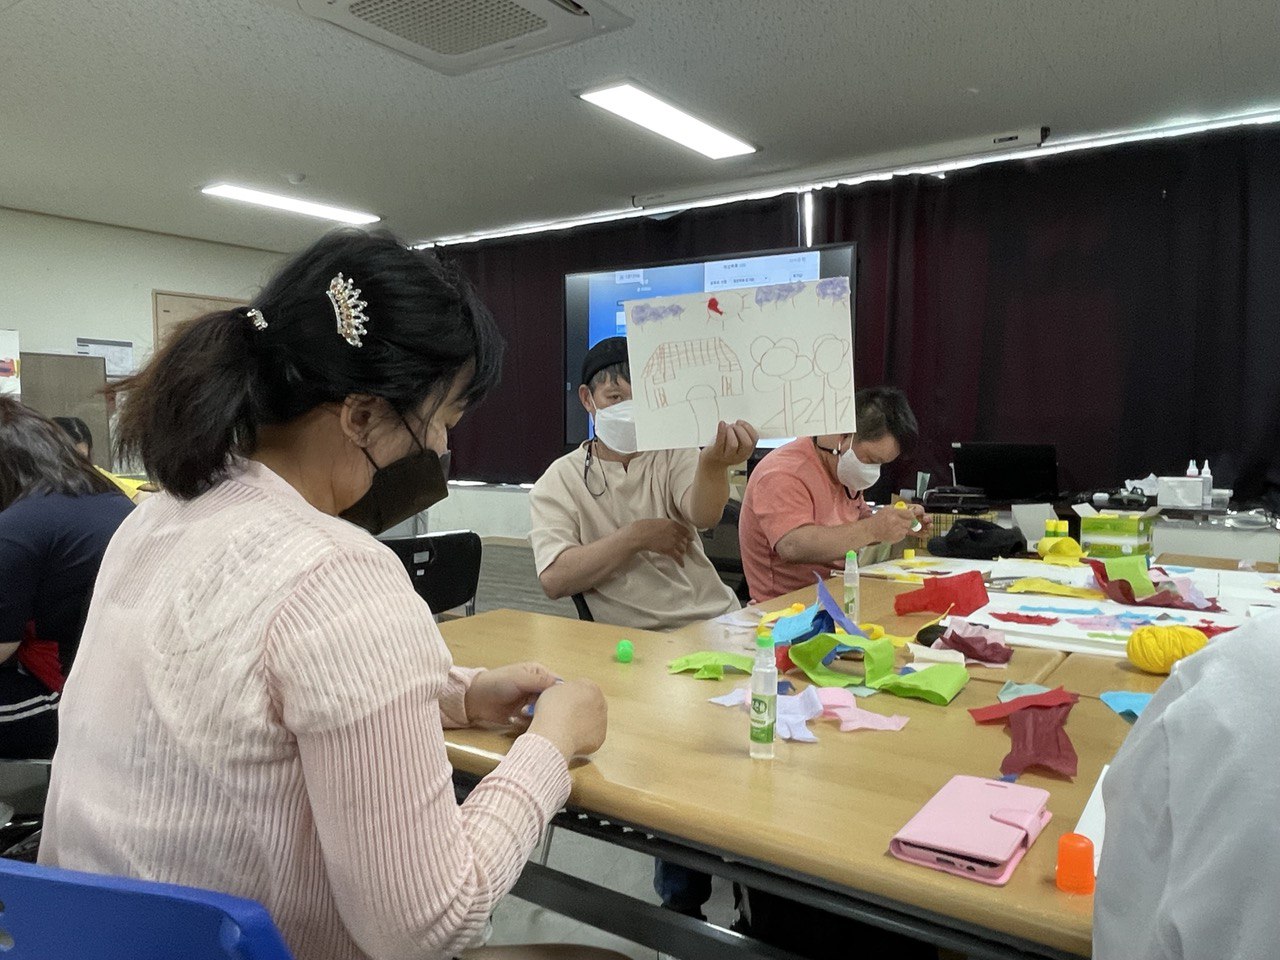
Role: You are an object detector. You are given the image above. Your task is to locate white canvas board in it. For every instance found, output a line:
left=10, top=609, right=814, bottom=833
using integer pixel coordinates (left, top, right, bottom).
left=962, top=591, right=1243, bottom=656
left=623, top=278, right=855, bottom=450
left=0, top=329, right=19, bottom=396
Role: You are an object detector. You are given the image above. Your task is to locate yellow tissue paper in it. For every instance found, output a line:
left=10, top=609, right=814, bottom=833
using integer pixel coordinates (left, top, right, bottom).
left=1007, top=578, right=1106, bottom=600
left=1036, top=536, right=1086, bottom=566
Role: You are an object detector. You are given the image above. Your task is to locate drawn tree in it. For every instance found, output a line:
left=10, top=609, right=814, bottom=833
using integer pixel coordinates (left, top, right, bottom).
left=750, top=336, right=815, bottom=434
left=808, top=334, right=853, bottom=432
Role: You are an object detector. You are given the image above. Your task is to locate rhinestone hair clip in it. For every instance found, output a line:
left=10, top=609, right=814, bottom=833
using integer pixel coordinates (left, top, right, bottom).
left=327, top=273, right=369, bottom=348
left=246, top=308, right=268, bottom=331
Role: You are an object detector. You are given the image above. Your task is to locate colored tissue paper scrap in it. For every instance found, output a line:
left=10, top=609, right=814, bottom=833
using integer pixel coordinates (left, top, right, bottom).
left=906, top=643, right=966, bottom=667
left=1036, top=536, right=1086, bottom=566
left=1101, top=555, right=1157, bottom=599
left=997, top=681, right=1050, bottom=703
left=1190, top=620, right=1237, bottom=640
left=815, top=574, right=865, bottom=637
left=875, top=664, right=970, bottom=705
left=770, top=602, right=825, bottom=645
left=708, top=685, right=823, bottom=741
left=968, top=687, right=1079, bottom=723
left=990, top=612, right=1061, bottom=626
left=668, top=651, right=755, bottom=680
left=1087, top=559, right=1224, bottom=612
left=894, top=571, right=989, bottom=617
left=1003, top=702, right=1078, bottom=778
left=936, top=619, right=1014, bottom=665
left=1099, top=690, right=1154, bottom=723
left=789, top=634, right=970, bottom=704
left=970, top=687, right=1081, bottom=779
left=788, top=634, right=894, bottom=688
left=1007, top=578, right=1106, bottom=601
left=816, top=687, right=909, bottom=732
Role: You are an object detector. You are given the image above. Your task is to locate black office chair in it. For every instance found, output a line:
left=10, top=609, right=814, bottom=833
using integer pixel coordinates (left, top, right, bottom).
left=700, top=499, right=752, bottom=602
left=382, top=531, right=482, bottom=618
left=570, top=593, right=594, bottom=622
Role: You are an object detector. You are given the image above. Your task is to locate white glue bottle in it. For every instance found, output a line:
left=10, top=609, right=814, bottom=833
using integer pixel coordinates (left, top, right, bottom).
left=843, top=550, right=860, bottom=624
left=749, top=632, right=777, bottom=760
left=1200, top=460, right=1213, bottom=508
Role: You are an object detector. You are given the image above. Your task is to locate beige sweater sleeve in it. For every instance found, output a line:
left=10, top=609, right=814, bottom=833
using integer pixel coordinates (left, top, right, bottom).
left=267, top=548, right=570, bottom=960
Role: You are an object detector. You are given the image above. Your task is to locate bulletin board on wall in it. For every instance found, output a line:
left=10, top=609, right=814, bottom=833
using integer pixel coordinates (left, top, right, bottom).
left=19, top=352, right=112, bottom=470
left=153, top=290, right=249, bottom=352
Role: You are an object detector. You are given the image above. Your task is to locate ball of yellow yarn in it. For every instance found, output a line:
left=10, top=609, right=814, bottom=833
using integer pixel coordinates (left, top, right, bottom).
left=1127, top=625, right=1208, bottom=675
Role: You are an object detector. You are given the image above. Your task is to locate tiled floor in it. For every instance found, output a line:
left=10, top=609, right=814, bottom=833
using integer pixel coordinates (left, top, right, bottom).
left=487, top=828, right=737, bottom=960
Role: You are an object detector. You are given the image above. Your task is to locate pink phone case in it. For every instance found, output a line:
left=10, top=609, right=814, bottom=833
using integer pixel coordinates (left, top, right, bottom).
left=889, top=775, right=1052, bottom=886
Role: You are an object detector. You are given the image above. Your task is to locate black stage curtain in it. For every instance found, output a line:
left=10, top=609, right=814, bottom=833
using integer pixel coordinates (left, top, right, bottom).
left=813, top=127, right=1280, bottom=505
left=443, top=196, right=801, bottom=483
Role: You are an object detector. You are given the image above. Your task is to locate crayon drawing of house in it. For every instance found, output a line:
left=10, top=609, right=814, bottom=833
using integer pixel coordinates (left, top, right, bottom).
left=642, top=338, right=743, bottom=411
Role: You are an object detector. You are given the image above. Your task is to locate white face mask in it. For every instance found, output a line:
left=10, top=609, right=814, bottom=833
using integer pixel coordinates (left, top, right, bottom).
left=837, top=443, right=881, bottom=492
left=592, top=399, right=638, bottom=455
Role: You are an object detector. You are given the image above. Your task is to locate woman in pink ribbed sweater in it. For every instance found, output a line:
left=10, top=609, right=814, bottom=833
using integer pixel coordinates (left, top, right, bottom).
left=40, top=231, right=612, bottom=960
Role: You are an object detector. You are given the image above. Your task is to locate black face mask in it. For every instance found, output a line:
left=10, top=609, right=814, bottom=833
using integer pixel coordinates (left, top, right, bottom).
left=339, top=424, right=451, bottom=535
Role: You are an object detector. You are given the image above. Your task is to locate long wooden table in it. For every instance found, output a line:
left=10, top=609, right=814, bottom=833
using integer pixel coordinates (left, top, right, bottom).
left=441, top=581, right=1120, bottom=960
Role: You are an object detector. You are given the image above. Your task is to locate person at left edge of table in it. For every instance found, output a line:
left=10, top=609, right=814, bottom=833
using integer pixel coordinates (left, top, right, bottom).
left=53, top=415, right=153, bottom=502
left=0, top=399, right=134, bottom=758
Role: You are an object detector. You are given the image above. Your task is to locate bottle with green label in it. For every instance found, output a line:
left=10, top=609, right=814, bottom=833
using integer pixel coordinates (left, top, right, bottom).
left=750, top=632, right=776, bottom=760
left=843, top=550, right=860, bottom=623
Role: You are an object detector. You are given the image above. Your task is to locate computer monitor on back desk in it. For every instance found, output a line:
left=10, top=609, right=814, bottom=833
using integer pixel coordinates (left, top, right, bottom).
left=951, top=443, right=1059, bottom=503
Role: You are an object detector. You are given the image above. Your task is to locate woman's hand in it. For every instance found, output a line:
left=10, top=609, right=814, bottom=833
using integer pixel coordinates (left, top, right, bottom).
left=464, top=662, right=560, bottom=727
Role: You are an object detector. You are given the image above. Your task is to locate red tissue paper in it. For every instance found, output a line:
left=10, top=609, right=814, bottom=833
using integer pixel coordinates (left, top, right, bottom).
left=969, top=687, right=1078, bottom=723
left=893, top=571, right=990, bottom=617
left=1002, top=702, right=1078, bottom=778
left=970, top=688, right=1081, bottom=779
left=1087, top=560, right=1224, bottom=612
left=936, top=622, right=1014, bottom=664
left=990, top=612, right=1060, bottom=626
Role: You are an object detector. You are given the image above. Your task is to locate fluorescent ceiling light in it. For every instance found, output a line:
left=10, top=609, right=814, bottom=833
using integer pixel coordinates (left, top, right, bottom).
left=421, top=105, right=1280, bottom=247
left=201, top=183, right=380, bottom=225
left=578, top=83, right=755, bottom=160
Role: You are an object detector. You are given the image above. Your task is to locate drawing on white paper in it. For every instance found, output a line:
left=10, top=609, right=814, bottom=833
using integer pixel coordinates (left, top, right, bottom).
left=641, top=338, right=743, bottom=442
left=630, top=302, right=685, bottom=326
left=754, top=281, right=806, bottom=309
left=624, top=279, right=855, bottom=450
left=816, top=276, right=851, bottom=308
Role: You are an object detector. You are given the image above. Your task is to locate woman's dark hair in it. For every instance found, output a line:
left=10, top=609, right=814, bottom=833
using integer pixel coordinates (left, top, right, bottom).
left=855, top=386, right=919, bottom=455
left=53, top=416, right=94, bottom=455
left=0, top=399, right=118, bottom=510
left=115, top=229, right=503, bottom=499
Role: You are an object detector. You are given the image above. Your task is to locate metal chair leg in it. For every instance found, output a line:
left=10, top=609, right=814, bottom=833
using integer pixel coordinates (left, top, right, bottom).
left=535, top=825, right=555, bottom=866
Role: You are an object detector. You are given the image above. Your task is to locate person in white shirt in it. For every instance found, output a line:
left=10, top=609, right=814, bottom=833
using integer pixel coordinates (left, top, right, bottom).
left=1093, top=613, right=1280, bottom=959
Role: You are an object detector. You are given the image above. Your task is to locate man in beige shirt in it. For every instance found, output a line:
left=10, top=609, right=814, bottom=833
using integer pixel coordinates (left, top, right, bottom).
left=530, top=336, right=757, bottom=632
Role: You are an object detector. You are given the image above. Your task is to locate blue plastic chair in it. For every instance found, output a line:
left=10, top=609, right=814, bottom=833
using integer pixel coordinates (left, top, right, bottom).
left=0, top=858, right=293, bottom=959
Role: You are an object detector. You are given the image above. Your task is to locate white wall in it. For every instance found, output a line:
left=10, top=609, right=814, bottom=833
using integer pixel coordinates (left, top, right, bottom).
left=1, top=207, right=282, bottom=360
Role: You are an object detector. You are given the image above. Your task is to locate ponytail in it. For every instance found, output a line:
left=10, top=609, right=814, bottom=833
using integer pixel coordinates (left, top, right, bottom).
left=115, top=308, right=260, bottom=499
left=114, top=229, right=503, bottom=501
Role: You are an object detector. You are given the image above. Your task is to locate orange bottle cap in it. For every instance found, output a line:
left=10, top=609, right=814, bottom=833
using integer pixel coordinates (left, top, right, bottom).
left=1055, top=832, right=1096, bottom=895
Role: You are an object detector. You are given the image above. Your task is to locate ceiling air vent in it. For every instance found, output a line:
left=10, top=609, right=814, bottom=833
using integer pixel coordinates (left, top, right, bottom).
left=293, top=0, right=632, bottom=74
